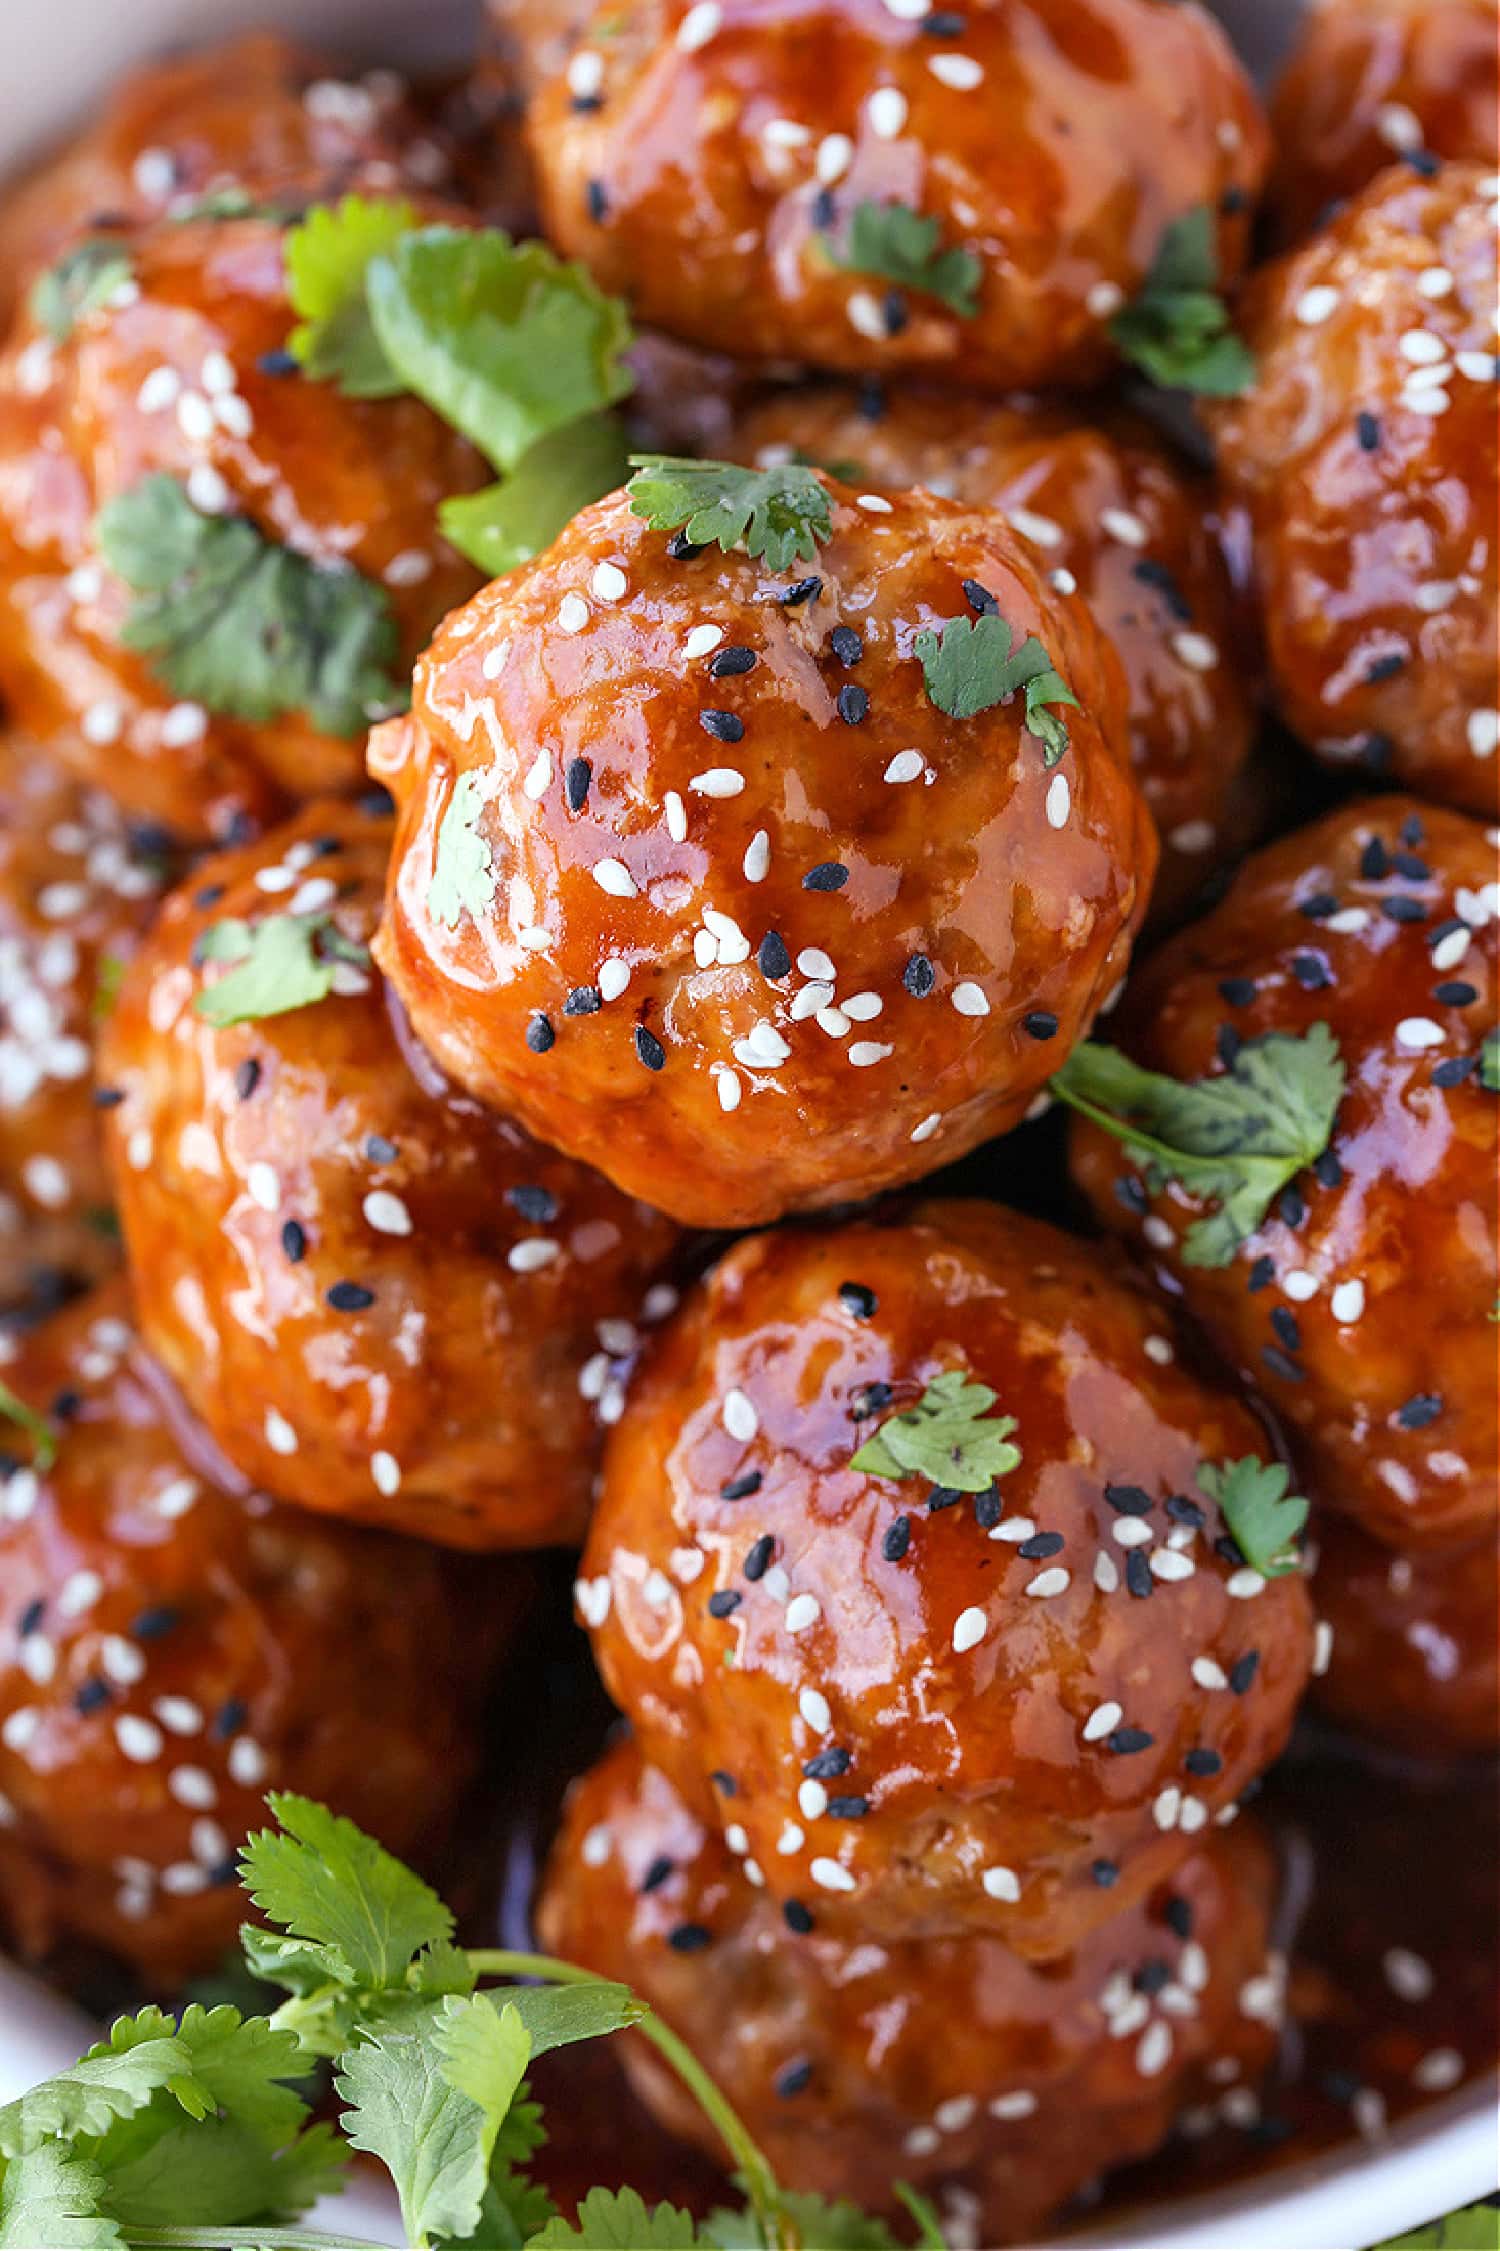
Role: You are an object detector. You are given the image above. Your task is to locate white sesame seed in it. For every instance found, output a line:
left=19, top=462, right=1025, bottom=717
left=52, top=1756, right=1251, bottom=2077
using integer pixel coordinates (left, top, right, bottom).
left=1416, top=265, right=1455, bottom=300
left=799, top=1687, right=831, bottom=1732
left=228, top=1737, right=268, bottom=1787
left=581, top=1821, right=612, bottom=1868
left=168, top=1764, right=218, bottom=1809
left=1430, top=926, right=1470, bottom=972
left=384, top=548, right=433, bottom=588
left=1331, top=1280, right=1365, bottom=1324
left=951, top=981, right=990, bottom=1017
left=264, top=1407, right=298, bottom=1456
left=676, top=1, right=722, bottom=51
left=786, top=1593, right=822, bottom=1634
left=797, top=948, right=836, bottom=980
left=598, top=958, right=630, bottom=1001
left=82, top=701, right=123, bottom=746
left=1192, top=1657, right=1228, bottom=1690
left=1153, top=1786, right=1182, bottom=1831
left=567, top=47, right=605, bottom=96
left=809, top=1855, right=856, bottom=1892
left=187, top=462, right=232, bottom=513
left=935, top=2096, right=977, bottom=2133
left=1086, top=279, right=1125, bottom=318
left=1395, top=1016, right=1446, bottom=1049
left=1414, top=580, right=1458, bottom=613
left=557, top=594, right=591, bottom=636
left=368, top=1451, right=401, bottom=1497
left=856, top=492, right=893, bottom=514
left=57, top=1569, right=104, bottom=1617
left=1412, top=2049, right=1464, bottom=2092
left=1312, top=1618, right=1333, bottom=1676
left=591, top=561, right=627, bottom=602
left=592, top=857, right=638, bottom=898
left=815, top=132, right=854, bottom=186
left=115, top=1715, right=164, bottom=1764
left=1399, top=329, right=1448, bottom=365
left=989, top=2090, right=1038, bottom=2120
left=1008, top=506, right=1064, bottom=549
left=1327, top=907, right=1370, bottom=935
left=1172, top=631, right=1219, bottom=672
left=1045, top=773, right=1070, bottom=829
left=1457, top=351, right=1500, bottom=382
left=246, top=1162, right=280, bottom=1212
left=363, top=1189, right=412, bottom=1237
left=689, top=768, right=745, bottom=797
left=842, top=991, right=883, bottom=1021
left=137, top=366, right=182, bottom=413
left=763, top=117, right=811, bottom=151
left=1168, top=820, right=1216, bottom=856
left=1467, top=710, right=1500, bottom=760
left=928, top=52, right=983, bottom=88
left=714, top=1066, right=742, bottom=1112
left=1150, top=1548, right=1195, bottom=1583
left=1137, top=2021, right=1173, bottom=2077
left=742, top=829, right=771, bottom=883
left=176, top=392, right=215, bottom=442
left=1226, top=1567, right=1267, bottom=1599
left=508, top=1237, right=561, bottom=1273
left=798, top=1778, right=828, bottom=1819
left=847, top=1040, right=892, bottom=1067
left=1101, top=507, right=1149, bottom=548
left=523, top=750, right=552, bottom=800
left=1025, top=1566, right=1070, bottom=1598
left=1082, top=1701, right=1122, bottom=1742
left=1375, top=100, right=1423, bottom=151
left=1113, top=1517, right=1153, bottom=1548
left=723, top=1387, right=759, bottom=1441
left=1283, top=1268, right=1320, bottom=1302
left=1383, top=1946, right=1434, bottom=2002
left=734, top=1023, right=791, bottom=1068
left=867, top=86, right=908, bottom=139
left=777, top=1820, right=804, bottom=1854
left=910, top=1112, right=942, bottom=1144
left=1295, top=285, right=1340, bottom=327
left=884, top=748, right=925, bottom=784
left=1142, top=1214, right=1173, bottom=1251
left=952, top=1604, right=987, bottom=1653
left=1143, top=1335, right=1174, bottom=1365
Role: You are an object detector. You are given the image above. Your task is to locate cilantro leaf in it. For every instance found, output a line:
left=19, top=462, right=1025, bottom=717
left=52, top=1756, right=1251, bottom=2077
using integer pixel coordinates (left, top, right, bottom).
left=1051, top=1025, right=1348, bottom=1267
left=0, top=2142, right=118, bottom=2249
left=95, top=2113, right=346, bottom=2230
left=285, top=192, right=420, bottom=397
left=851, top=1371, right=1022, bottom=1495
left=825, top=200, right=980, bottom=319
left=1371, top=2198, right=1500, bottom=2251
left=96, top=475, right=404, bottom=734
left=913, top=611, right=1078, bottom=761
left=192, top=913, right=370, bottom=1027
left=100, top=2005, right=308, bottom=2145
left=894, top=2184, right=950, bottom=2249
left=1109, top=207, right=1254, bottom=396
left=367, top=227, right=633, bottom=476
left=29, top=240, right=133, bottom=343
left=0, top=2031, right=190, bottom=2157
left=239, top=1791, right=455, bottom=1989
left=626, top=456, right=832, bottom=571
left=0, top=1377, right=56, bottom=1469
left=1196, top=1456, right=1308, bottom=1578
left=1480, top=1028, right=1498, bottom=1093
left=708, top=2190, right=903, bottom=2248
left=531, top=2186, right=708, bottom=2247
left=429, top=771, right=496, bottom=930
left=440, top=411, right=631, bottom=575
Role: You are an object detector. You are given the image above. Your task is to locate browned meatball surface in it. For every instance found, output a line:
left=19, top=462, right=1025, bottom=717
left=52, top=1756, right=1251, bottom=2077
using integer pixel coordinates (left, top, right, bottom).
left=525, top=0, right=1266, bottom=390
left=0, top=1284, right=518, bottom=1986
left=374, top=478, right=1155, bottom=1229
left=1270, top=0, right=1499, bottom=244
left=1211, top=164, right=1499, bottom=814
left=538, top=1736, right=1284, bottom=2245
left=1070, top=796, right=1497, bottom=1554
left=96, top=797, right=681, bottom=1550
left=0, top=205, right=487, bottom=842
left=1313, top=1514, right=1498, bottom=1758
left=0, top=35, right=455, bottom=317
left=0, top=733, right=172, bottom=1311
left=728, top=384, right=1260, bottom=926
left=576, top=1203, right=1313, bottom=1956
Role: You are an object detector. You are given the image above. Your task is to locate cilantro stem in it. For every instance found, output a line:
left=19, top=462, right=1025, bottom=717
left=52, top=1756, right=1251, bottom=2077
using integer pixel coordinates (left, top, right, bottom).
left=466, top=1949, right=795, bottom=2249
left=128, top=2231, right=388, bottom=2250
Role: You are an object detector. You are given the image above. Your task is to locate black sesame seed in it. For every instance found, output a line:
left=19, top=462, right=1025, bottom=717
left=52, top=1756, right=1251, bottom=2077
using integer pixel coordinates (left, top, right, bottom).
left=565, top=756, right=592, bottom=811
left=1217, top=1024, right=1242, bottom=1067
left=903, top=953, right=935, bottom=997
left=1214, top=1534, right=1243, bottom=1565
left=131, top=1605, right=180, bottom=1641
left=1361, top=732, right=1395, bottom=773
left=700, top=708, right=744, bottom=743
left=1359, top=836, right=1390, bottom=881
left=1395, top=1392, right=1442, bottom=1430
left=49, top=1390, right=80, bottom=1424
left=926, top=1485, right=961, bottom=1512
left=1279, top=1187, right=1306, bottom=1228
left=1435, top=981, right=1478, bottom=1007
left=280, top=1220, right=307, bottom=1264
left=1323, top=2068, right=1364, bottom=2105
left=838, top=1282, right=877, bottom=1319
left=827, top=1794, right=870, bottom=1819
left=18, top=1598, right=45, bottom=1637
left=1381, top=895, right=1427, bottom=924
left=708, top=1589, right=742, bottom=1618
left=829, top=625, right=863, bottom=665
left=74, top=1677, right=111, bottom=1715
left=961, top=578, right=998, bottom=616
left=921, top=8, right=967, bottom=30
left=1134, top=1958, right=1171, bottom=1996
left=526, top=1013, right=556, bottom=1054
left=365, top=1134, right=398, bottom=1163
left=508, top=1183, right=559, bottom=1223
left=234, top=1058, right=262, bottom=1100
left=973, top=1487, right=1003, bottom=1530
left=641, top=1855, right=674, bottom=1893
left=720, top=1470, right=763, bottom=1501
left=882, top=1514, right=911, bottom=1562
left=1298, top=892, right=1338, bottom=921
left=1125, top=1548, right=1154, bottom=1599
left=851, top=1381, right=892, bottom=1419
left=93, top=1085, right=126, bottom=1108
left=257, top=347, right=299, bottom=377
left=1018, top=1531, right=1065, bottom=1559
left=775, top=2060, right=813, bottom=2098
left=1107, top=1725, right=1155, bottom=1754
left=668, top=1922, right=712, bottom=1953
left=710, top=645, right=757, bottom=677
left=1366, top=653, right=1406, bottom=684
left=1115, top=1176, right=1149, bottom=1216
left=1314, top=1149, right=1344, bottom=1189
left=1023, top=1010, right=1059, bottom=1040
left=564, top=985, right=602, bottom=1016
left=208, top=1857, right=241, bottom=1888
left=214, top=1697, right=249, bottom=1738
left=1291, top=953, right=1331, bottom=990
left=667, top=531, right=705, bottom=561
left=783, top=1900, right=815, bottom=1933
left=571, top=91, right=604, bottom=112
left=803, top=1747, right=851, bottom=1779
left=758, top=930, right=791, bottom=979
left=1393, top=852, right=1429, bottom=882
left=744, top=1534, right=775, bottom=1581
left=1262, top=1347, right=1305, bottom=1383
left=1247, top=1255, right=1274, bottom=1292
left=1355, top=411, right=1382, bottom=452
left=811, top=187, right=837, bottom=229
left=1132, top=558, right=1192, bottom=621
left=781, top=576, right=822, bottom=606
left=634, top=1024, right=666, bottom=1071
left=1165, top=1494, right=1205, bottom=1528
left=836, top=682, right=869, bottom=725
left=1104, top=1483, right=1152, bottom=1516
left=194, top=884, right=226, bottom=910
left=710, top=1769, right=737, bottom=1795
left=1185, top=1747, right=1223, bottom=1777
left=1228, top=1650, right=1260, bottom=1695
left=1404, top=148, right=1441, bottom=175
left=1218, top=977, right=1256, bottom=1008
left=881, top=289, right=908, bottom=335
left=1270, top=1307, right=1302, bottom=1353
left=585, top=179, right=608, bottom=222
left=1164, top=1895, right=1194, bottom=1939
left=1433, top=1055, right=1478, bottom=1088
left=803, top=861, right=848, bottom=892
left=327, top=1280, right=374, bottom=1312
left=1091, top=1858, right=1120, bottom=1887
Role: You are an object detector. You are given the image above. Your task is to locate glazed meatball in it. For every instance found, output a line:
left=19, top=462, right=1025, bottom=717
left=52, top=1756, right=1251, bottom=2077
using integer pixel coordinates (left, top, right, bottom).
left=0, top=733, right=172, bottom=1312
left=1211, top=164, right=1499, bottom=814
left=525, top=0, right=1266, bottom=391
left=728, top=384, right=1260, bottom=926
left=0, top=1284, right=518, bottom=1986
left=1069, top=796, right=1497, bottom=1553
left=373, top=478, right=1155, bottom=1229
left=0, top=35, right=454, bottom=315
left=575, top=1203, right=1313, bottom=1955
left=0, top=205, right=487, bottom=842
left=538, top=1737, right=1285, bottom=2245
left=97, top=798, right=680, bottom=1550
left=1270, top=0, right=1499, bottom=243
left=1313, top=1515, right=1497, bottom=1759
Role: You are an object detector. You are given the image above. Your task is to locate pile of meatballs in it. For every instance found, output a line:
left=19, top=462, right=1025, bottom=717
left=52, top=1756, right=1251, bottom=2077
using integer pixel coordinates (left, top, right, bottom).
left=0, top=2, right=1495, bottom=2242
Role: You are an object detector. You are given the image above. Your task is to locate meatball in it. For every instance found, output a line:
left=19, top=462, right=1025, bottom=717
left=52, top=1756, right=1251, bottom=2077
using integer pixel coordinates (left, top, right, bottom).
left=728, top=383, right=1260, bottom=926
left=1210, top=164, right=1499, bottom=814
left=1270, top=0, right=1499, bottom=243
left=575, top=1203, right=1313, bottom=1955
left=525, top=0, right=1266, bottom=391
left=0, top=733, right=172, bottom=1311
left=538, top=1737, right=1285, bottom=2245
left=0, top=205, right=487, bottom=842
left=96, top=797, right=680, bottom=1550
left=373, top=478, right=1154, bottom=1229
left=0, top=34, right=454, bottom=315
left=1069, top=796, right=1497, bottom=1553
left=1313, top=1515, right=1497, bottom=1758
left=0, top=1284, right=518, bottom=1986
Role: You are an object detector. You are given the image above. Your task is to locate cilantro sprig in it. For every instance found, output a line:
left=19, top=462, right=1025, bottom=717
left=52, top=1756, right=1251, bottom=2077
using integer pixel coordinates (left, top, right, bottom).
left=96, top=474, right=404, bottom=736
left=914, top=611, right=1078, bottom=763
left=1197, top=1455, right=1308, bottom=1578
left=1051, top=1025, right=1347, bottom=1267
left=851, top=1371, right=1022, bottom=1494
left=29, top=239, right=133, bottom=343
left=0, top=1377, right=57, bottom=1469
left=1108, top=207, right=1254, bottom=397
left=625, top=456, right=833, bottom=571
left=285, top=192, right=420, bottom=396
left=192, top=913, right=371, bottom=1027
left=1369, top=2198, right=1500, bottom=2250
left=824, top=200, right=981, bottom=319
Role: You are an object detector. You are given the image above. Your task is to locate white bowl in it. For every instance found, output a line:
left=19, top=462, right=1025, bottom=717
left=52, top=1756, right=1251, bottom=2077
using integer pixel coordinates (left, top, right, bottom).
left=0, top=2, right=1494, bottom=2243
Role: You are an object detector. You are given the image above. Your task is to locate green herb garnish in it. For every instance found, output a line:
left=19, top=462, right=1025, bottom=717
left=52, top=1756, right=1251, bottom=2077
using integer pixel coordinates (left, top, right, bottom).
left=1108, top=207, right=1254, bottom=396
left=913, top=611, right=1078, bottom=762
left=1369, top=2196, right=1500, bottom=2250
left=285, top=191, right=420, bottom=396
left=96, top=474, right=403, bottom=734
left=1196, top=1455, right=1308, bottom=1577
left=0, top=1378, right=56, bottom=1470
left=1051, top=1025, right=1347, bottom=1267
left=192, top=914, right=370, bottom=1028
left=1479, top=1028, right=1498, bottom=1093
left=851, top=1371, right=1022, bottom=1494
left=626, top=456, right=834, bottom=571
left=29, top=239, right=133, bottom=343
left=441, top=413, right=631, bottom=580
left=824, top=200, right=981, bottom=319
left=428, top=770, right=497, bottom=930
